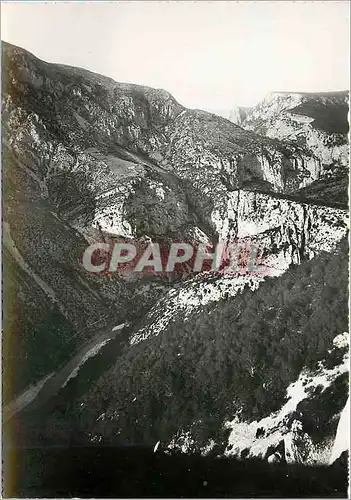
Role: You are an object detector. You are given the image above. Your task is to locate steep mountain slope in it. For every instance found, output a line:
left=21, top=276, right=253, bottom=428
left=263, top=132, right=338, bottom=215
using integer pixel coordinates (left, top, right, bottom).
left=2, top=41, right=349, bottom=473
left=3, top=41, right=333, bottom=241
left=2, top=143, right=129, bottom=399
left=240, top=91, right=349, bottom=206
left=225, top=333, right=349, bottom=465
left=48, top=240, right=348, bottom=466
left=3, top=42, right=348, bottom=282
left=244, top=91, right=349, bottom=135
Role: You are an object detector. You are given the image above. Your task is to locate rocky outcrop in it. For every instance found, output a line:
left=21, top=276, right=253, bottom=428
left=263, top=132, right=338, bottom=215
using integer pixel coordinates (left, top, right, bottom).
left=2, top=41, right=349, bottom=468
left=329, top=396, right=350, bottom=464
left=5, top=43, right=347, bottom=290
left=228, top=106, right=252, bottom=126
left=130, top=274, right=263, bottom=345
left=242, top=91, right=349, bottom=175
left=224, top=333, right=349, bottom=466
left=165, top=333, right=349, bottom=466
left=212, top=189, right=348, bottom=246
left=3, top=42, right=332, bottom=245
left=129, top=190, right=347, bottom=345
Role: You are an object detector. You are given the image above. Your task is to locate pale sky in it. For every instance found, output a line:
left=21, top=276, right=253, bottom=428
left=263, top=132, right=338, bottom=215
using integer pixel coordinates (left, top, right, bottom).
left=1, top=1, right=350, bottom=112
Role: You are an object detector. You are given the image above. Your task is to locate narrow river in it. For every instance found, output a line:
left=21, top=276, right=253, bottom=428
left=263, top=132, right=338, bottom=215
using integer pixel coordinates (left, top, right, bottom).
left=3, top=322, right=127, bottom=424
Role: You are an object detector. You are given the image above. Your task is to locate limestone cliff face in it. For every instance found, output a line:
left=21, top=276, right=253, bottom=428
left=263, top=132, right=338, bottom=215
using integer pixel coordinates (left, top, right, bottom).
left=214, top=189, right=348, bottom=254
left=2, top=41, right=349, bottom=457
left=3, top=41, right=331, bottom=247
left=3, top=41, right=348, bottom=354
left=242, top=91, right=349, bottom=175
left=228, top=106, right=252, bottom=125
left=129, top=189, right=347, bottom=346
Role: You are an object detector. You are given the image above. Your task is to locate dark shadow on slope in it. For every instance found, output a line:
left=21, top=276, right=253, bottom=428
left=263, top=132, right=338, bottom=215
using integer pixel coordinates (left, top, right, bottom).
left=240, top=172, right=348, bottom=210
left=2, top=445, right=348, bottom=498
left=288, top=101, right=349, bottom=134
left=290, top=173, right=349, bottom=210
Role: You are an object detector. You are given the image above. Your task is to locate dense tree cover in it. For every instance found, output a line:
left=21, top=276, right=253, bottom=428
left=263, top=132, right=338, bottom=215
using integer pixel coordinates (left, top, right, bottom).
left=76, top=239, right=348, bottom=448
left=2, top=250, right=80, bottom=401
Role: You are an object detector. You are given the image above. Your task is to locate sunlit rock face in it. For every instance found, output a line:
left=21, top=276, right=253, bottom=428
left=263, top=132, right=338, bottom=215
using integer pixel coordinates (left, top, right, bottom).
left=165, top=334, right=349, bottom=466
left=329, top=396, right=350, bottom=465
left=214, top=106, right=252, bottom=126
left=242, top=91, right=349, bottom=175
left=211, top=189, right=348, bottom=245
left=2, top=40, right=349, bottom=464
left=224, top=333, right=349, bottom=466
left=5, top=41, right=347, bottom=317
left=130, top=274, right=264, bottom=345
left=4, top=41, right=338, bottom=245
left=228, top=106, right=252, bottom=126
left=128, top=189, right=348, bottom=346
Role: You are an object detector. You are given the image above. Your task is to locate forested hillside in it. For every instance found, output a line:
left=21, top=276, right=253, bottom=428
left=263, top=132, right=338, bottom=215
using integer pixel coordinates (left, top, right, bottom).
left=61, top=238, right=349, bottom=451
